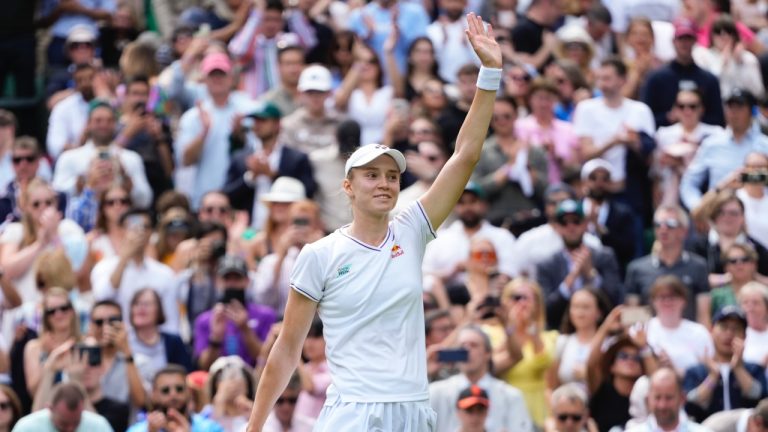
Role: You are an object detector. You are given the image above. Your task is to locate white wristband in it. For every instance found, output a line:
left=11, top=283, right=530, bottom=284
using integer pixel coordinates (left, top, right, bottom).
left=476, top=66, right=502, bottom=91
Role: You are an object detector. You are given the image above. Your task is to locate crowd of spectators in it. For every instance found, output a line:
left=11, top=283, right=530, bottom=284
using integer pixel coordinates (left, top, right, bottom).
left=4, top=0, right=768, bottom=431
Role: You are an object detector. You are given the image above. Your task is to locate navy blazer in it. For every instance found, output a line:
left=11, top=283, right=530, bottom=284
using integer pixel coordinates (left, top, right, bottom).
left=161, top=332, right=193, bottom=372
left=683, top=362, right=767, bottom=421
left=601, top=200, right=639, bottom=277
left=222, top=146, right=316, bottom=220
left=536, top=246, right=624, bottom=330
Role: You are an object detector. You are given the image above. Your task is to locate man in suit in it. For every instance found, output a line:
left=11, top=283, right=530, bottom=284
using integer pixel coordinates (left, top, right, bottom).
left=536, top=199, right=623, bottom=329
left=223, top=101, right=316, bottom=228
left=581, top=158, right=638, bottom=277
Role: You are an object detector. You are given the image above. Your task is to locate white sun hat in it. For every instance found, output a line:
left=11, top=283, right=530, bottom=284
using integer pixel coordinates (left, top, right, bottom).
left=260, top=177, right=307, bottom=203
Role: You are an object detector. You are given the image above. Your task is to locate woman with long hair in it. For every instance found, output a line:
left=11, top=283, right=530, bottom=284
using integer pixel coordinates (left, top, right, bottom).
left=404, top=37, right=441, bottom=101
left=544, top=59, right=590, bottom=122
left=0, top=385, right=22, bottom=432
left=89, top=183, right=132, bottom=262
left=622, top=18, right=663, bottom=98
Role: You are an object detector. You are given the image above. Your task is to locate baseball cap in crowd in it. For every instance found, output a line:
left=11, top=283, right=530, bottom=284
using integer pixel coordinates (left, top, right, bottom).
left=260, top=177, right=307, bottom=203
left=463, top=181, right=485, bottom=200
left=556, top=199, right=585, bottom=219
left=217, top=255, right=249, bottom=277
left=67, top=25, right=96, bottom=45
left=247, top=101, right=282, bottom=120
left=344, top=144, right=407, bottom=176
left=544, top=183, right=576, bottom=201
left=298, top=65, right=332, bottom=92
left=581, top=159, right=614, bottom=181
left=200, top=52, right=232, bottom=75
left=712, top=305, right=748, bottom=328
left=456, top=385, right=490, bottom=410
left=209, top=355, right=246, bottom=375
left=725, top=88, right=757, bottom=107
left=673, top=17, right=697, bottom=39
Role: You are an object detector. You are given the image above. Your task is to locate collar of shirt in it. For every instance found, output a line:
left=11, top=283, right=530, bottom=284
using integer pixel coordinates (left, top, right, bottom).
left=707, top=228, right=748, bottom=246
left=651, top=251, right=690, bottom=268
left=725, top=122, right=760, bottom=144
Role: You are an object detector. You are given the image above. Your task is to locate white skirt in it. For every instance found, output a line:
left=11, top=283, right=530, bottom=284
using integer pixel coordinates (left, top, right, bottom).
left=313, top=398, right=436, bottom=432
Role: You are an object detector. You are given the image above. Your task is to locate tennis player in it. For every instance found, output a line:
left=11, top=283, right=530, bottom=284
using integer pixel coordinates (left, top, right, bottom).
left=246, top=13, right=502, bottom=432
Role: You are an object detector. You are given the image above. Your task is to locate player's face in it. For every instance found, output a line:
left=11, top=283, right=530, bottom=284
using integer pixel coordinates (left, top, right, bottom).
left=344, top=155, right=401, bottom=215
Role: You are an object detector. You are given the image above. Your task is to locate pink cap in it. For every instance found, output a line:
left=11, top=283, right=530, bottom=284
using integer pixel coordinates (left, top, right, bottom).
left=200, top=52, right=232, bottom=75
left=673, top=17, right=697, bottom=39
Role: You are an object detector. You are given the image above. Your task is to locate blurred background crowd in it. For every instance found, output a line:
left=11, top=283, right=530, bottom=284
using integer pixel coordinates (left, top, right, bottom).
left=3, top=0, right=768, bottom=431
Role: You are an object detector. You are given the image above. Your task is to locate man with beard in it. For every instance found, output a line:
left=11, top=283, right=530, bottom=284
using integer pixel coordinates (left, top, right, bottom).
left=423, top=183, right=518, bottom=291
left=536, top=199, right=622, bottom=329
left=427, top=0, right=480, bottom=83
left=128, top=365, right=224, bottom=431
left=46, top=63, right=97, bottom=160
left=580, top=158, right=638, bottom=277
left=627, top=368, right=710, bottom=432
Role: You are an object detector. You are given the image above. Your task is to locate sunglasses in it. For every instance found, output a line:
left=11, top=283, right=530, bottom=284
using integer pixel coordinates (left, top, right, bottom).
left=510, top=294, right=531, bottom=302
left=202, top=206, right=230, bottom=215
left=557, top=413, right=583, bottom=422
left=92, top=316, right=122, bottom=327
left=104, top=197, right=130, bottom=207
left=422, top=154, right=441, bottom=163
left=493, top=113, right=514, bottom=121
left=727, top=256, right=754, bottom=265
left=0, top=402, right=10, bottom=411
left=471, top=250, right=497, bottom=261
left=616, top=351, right=642, bottom=363
left=159, top=384, right=185, bottom=395
left=31, top=199, right=54, bottom=210
left=653, top=218, right=681, bottom=229
left=676, top=102, right=700, bottom=110
left=509, top=74, right=531, bottom=82
left=276, top=397, right=298, bottom=405
left=588, top=174, right=610, bottom=182
left=11, top=155, right=36, bottom=164
left=44, top=304, right=73, bottom=316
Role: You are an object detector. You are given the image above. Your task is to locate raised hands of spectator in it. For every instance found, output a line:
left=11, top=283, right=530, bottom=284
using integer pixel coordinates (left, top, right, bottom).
left=225, top=300, right=250, bottom=331
left=197, top=102, right=212, bottom=134
left=120, top=227, right=147, bottom=261
left=657, top=349, right=674, bottom=370
left=404, top=151, right=433, bottom=181
left=362, top=12, right=377, bottom=40
left=66, top=348, right=89, bottom=384
left=701, top=354, right=721, bottom=380
left=43, top=339, right=76, bottom=372
left=121, top=110, right=150, bottom=142
left=731, top=336, right=746, bottom=369
left=716, top=167, right=745, bottom=192
left=210, top=304, right=228, bottom=341
left=383, top=8, right=399, bottom=54
left=181, top=38, right=210, bottom=73
left=166, top=409, right=191, bottom=432
left=245, top=154, right=273, bottom=178
left=85, top=157, right=115, bottom=193
left=147, top=411, right=169, bottom=432
left=629, top=322, right=648, bottom=349
left=93, top=69, right=120, bottom=101
left=601, top=305, right=624, bottom=334
left=38, top=206, right=62, bottom=245
left=104, top=320, right=132, bottom=355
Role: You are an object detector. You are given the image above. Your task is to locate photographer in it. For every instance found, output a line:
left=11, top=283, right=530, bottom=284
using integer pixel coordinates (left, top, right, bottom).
left=194, top=255, right=276, bottom=369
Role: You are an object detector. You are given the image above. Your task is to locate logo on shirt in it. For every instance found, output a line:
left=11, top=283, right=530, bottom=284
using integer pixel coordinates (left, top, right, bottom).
left=337, top=264, right=351, bottom=277
left=391, top=244, right=404, bottom=259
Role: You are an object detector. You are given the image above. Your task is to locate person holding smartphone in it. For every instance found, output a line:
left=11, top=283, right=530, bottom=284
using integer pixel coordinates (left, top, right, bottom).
left=246, top=15, right=501, bottom=431
left=195, top=255, right=276, bottom=370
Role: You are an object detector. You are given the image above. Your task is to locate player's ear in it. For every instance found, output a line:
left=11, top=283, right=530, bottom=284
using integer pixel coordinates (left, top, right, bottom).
left=342, top=176, right=354, bottom=199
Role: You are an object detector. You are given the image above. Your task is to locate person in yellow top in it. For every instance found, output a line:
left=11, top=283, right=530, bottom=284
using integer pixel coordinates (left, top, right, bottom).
left=496, top=277, right=559, bottom=428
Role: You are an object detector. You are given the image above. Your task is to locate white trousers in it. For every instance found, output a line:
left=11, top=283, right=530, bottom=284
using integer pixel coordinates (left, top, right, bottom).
left=313, top=399, right=436, bottom=432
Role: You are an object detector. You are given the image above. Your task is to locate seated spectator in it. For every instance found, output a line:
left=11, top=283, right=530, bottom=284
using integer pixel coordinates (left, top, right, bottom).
left=544, top=60, right=590, bottom=122
left=128, top=365, right=224, bottom=432
left=86, top=184, right=132, bottom=263
left=429, top=325, right=532, bottom=432
left=536, top=199, right=623, bottom=328
left=195, top=255, right=276, bottom=368
left=689, top=191, right=768, bottom=279
left=680, top=88, right=768, bottom=210
left=646, top=276, right=714, bottom=376
left=150, top=207, right=194, bottom=266
left=622, top=18, right=664, bottom=100
left=91, top=208, right=179, bottom=334
left=552, top=288, right=612, bottom=391
left=625, top=205, right=710, bottom=323
left=422, top=183, right=518, bottom=290
left=455, top=385, right=491, bottom=432
left=554, top=25, right=595, bottom=84
left=295, top=318, right=329, bottom=420
left=544, top=383, right=597, bottom=432
left=128, top=289, right=193, bottom=389
left=45, top=25, right=98, bottom=101
left=253, top=200, right=324, bottom=314
left=0, top=118, right=53, bottom=197
left=403, top=37, right=442, bottom=101
left=263, top=373, right=314, bottom=432
left=23, top=288, right=80, bottom=398
left=735, top=152, right=768, bottom=250
left=702, top=397, right=768, bottom=432
left=684, top=306, right=767, bottom=421
left=587, top=307, right=656, bottom=431
left=201, top=356, right=256, bottom=431
left=0, top=179, right=84, bottom=304
left=472, top=96, right=548, bottom=234
left=739, top=283, right=768, bottom=371
left=52, top=101, right=153, bottom=214
left=0, top=385, right=21, bottom=432
left=709, top=244, right=763, bottom=320
left=392, top=139, right=448, bottom=216
left=80, top=299, right=146, bottom=411
left=13, top=382, right=113, bottom=432
left=172, top=191, right=238, bottom=271
left=497, top=278, right=558, bottom=429
left=627, top=368, right=710, bottom=432
left=31, top=338, right=129, bottom=432
left=45, top=63, right=95, bottom=160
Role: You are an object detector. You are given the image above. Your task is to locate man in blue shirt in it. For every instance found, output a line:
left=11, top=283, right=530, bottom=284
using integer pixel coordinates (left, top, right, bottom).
left=680, top=88, right=768, bottom=210
left=128, top=365, right=224, bottom=432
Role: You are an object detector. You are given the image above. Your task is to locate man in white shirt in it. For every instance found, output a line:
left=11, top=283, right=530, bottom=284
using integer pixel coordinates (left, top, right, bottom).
left=429, top=325, right=532, bottom=432
left=627, top=368, right=710, bottom=432
left=427, top=0, right=480, bottom=83
left=423, top=183, right=517, bottom=288
left=52, top=101, right=153, bottom=209
left=46, top=63, right=96, bottom=160
left=91, top=209, right=179, bottom=334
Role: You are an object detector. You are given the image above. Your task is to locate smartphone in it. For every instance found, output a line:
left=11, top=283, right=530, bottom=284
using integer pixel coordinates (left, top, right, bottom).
left=437, top=348, right=469, bottom=363
left=391, top=98, right=410, bottom=117
left=76, top=345, right=102, bottom=366
left=125, top=214, right=146, bottom=231
left=98, top=150, right=110, bottom=161
left=134, top=102, right=147, bottom=116
left=293, top=217, right=310, bottom=227
left=220, top=288, right=246, bottom=306
left=741, top=171, right=768, bottom=184
left=621, top=306, right=652, bottom=328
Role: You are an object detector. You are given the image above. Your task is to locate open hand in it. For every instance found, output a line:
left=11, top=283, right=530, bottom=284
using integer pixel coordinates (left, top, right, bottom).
left=465, top=13, right=502, bottom=69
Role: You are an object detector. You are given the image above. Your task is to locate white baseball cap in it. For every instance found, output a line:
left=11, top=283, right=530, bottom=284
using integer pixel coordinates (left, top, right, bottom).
left=260, top=177, right=306, bottom=203
left=344, top=144, right=407, bottom=176
left=298, top=64, right=332, bottom=92
left=580, top=158, right=615, bottom=181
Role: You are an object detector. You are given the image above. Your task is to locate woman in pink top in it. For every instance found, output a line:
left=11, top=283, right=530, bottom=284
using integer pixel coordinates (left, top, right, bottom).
left=294, top=318, right=331, bottom=420
left=515, top=78, right=579, bottom=184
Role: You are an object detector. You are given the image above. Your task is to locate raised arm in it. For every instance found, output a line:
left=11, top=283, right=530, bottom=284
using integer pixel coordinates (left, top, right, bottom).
left=419, top=13, right=502, bottom=230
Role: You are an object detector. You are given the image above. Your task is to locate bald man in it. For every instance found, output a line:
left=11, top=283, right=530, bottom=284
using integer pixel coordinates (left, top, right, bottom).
left=627, top=368, right=710, bottom=432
